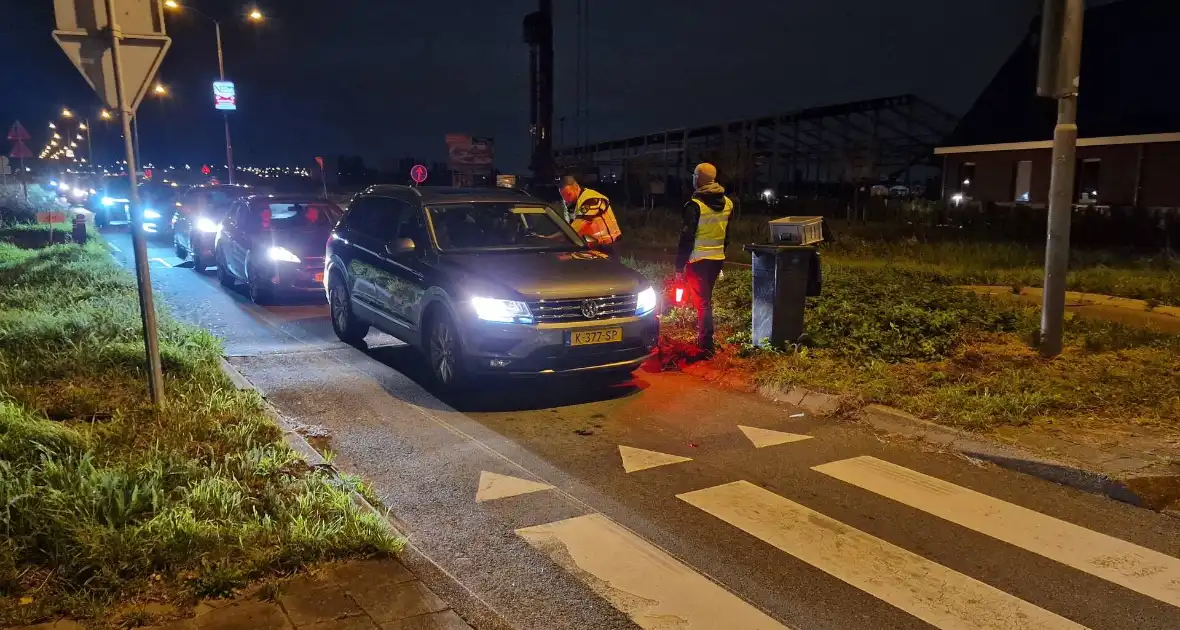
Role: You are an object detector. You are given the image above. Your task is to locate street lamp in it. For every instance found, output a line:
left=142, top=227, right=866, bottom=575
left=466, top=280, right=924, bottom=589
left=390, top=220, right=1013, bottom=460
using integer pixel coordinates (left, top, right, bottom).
left=164, top=2, right=263, bottom=184
left=100, top=109, right=112, bottom=120
left=153, top=83, right=168, bottom=96
left=61, top=108, right=73, bottom=118
left=48, top=122, right=56, bottom=129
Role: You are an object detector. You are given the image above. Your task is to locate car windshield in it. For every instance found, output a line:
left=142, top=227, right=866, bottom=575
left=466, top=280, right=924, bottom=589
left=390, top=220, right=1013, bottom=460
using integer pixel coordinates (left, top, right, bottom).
left=253, top=201, right=341, bottom=230
left=426, top=202, right=582, bottom=252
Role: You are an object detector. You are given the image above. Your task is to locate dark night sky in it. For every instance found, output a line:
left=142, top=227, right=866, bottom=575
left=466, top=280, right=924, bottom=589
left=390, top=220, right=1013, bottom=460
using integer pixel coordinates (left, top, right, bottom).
left=0, top=1, right=1115, bottom=172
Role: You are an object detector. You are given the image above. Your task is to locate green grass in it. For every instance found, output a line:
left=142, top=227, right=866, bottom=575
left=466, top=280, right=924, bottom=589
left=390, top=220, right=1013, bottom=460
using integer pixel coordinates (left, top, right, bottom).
left=0, top=227, right=400, bottom=626
left=618, top=208, right=1180, bottom=305
left=631, top=258, right=1180, bottom=431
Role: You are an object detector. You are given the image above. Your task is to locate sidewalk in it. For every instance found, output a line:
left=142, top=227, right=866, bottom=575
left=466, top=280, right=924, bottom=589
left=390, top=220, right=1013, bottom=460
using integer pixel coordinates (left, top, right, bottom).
left=25, top=559, right=471, bottom=630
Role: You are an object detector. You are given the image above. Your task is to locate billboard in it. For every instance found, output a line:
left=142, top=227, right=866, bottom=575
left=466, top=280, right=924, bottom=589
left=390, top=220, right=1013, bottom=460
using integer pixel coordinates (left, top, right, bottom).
left=446, top=134, right=493, bottom=173
left=213, top=81, right=236, bottom=111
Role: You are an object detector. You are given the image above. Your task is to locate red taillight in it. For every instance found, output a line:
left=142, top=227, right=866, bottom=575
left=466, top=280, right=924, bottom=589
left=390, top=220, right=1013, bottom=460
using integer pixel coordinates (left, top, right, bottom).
left=306, top=207, right=319, bottom=223
left=260, top=209, right=271, bottom=229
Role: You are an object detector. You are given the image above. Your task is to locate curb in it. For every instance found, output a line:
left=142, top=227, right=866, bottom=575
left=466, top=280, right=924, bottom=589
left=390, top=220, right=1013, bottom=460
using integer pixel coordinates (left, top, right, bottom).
left=217, top=358, right=513, bottom=630
left=675, top=359, right=1180, bottom=515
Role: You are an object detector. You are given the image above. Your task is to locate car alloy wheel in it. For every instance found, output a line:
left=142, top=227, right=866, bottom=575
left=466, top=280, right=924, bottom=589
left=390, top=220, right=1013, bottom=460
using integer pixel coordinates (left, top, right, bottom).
left=328, top=275, right=368, bottom=344
left=429, top=313, right=464, bottom=389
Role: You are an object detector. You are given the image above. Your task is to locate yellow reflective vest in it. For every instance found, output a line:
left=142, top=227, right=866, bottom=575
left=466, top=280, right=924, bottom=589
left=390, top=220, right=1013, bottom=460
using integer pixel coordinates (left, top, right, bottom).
left=688, top=196, right=732, bottom=262
left=570, top=188, right=622, bottom=244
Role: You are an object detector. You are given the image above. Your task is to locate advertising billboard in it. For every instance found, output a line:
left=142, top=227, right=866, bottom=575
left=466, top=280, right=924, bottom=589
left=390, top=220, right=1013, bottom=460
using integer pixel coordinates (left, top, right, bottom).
left=213, top=81, right=236, bottom=111
left=445, top=134, right=493, bottom=173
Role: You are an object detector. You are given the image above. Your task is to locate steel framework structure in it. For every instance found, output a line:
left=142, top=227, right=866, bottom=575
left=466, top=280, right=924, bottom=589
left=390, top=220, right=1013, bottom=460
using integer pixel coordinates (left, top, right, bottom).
left=554, top=94, right=958, bottom=199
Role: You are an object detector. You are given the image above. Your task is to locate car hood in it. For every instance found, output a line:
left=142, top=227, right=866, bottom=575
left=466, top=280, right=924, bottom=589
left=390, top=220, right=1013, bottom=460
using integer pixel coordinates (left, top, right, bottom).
left=440, top=250, right=648, bottom=300
left=259, top=229, right=330, bottom=258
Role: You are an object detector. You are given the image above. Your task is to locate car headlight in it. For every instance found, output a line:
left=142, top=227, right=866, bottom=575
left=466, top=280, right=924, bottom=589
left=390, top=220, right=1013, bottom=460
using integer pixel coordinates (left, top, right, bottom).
left=636, top=286, right=658, bottom=316
left=471, top=296, right=531, bottom=323
left=101, top=197, right=115, bottom=207
left=195, top=217, right=220, bottom=233
left=143, top=209, right=161, bottom=219
left=71, top=188, right=86, bottom=198
left=268, top=246, right=301, bottom=263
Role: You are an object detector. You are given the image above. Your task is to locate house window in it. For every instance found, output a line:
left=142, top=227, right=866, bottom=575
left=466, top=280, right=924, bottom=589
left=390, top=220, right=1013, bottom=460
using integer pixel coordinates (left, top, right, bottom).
left=1078, top=158, right=1100, bottom=204
left=1013, top=160, right=1032, bottom=202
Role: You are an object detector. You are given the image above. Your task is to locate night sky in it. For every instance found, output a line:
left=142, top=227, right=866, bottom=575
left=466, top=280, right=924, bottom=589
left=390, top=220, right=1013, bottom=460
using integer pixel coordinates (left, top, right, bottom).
left=0, top=1, right=1113, bottom=173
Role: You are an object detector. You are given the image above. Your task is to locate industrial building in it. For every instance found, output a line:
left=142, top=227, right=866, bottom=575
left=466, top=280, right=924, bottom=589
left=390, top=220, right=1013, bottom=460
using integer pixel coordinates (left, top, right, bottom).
left=935, top=0, right=1180, bottom=210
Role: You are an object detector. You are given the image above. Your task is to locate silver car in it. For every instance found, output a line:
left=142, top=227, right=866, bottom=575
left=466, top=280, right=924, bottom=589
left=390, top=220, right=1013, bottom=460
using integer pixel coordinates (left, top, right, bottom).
left=325, top=186, right=660, bottom=390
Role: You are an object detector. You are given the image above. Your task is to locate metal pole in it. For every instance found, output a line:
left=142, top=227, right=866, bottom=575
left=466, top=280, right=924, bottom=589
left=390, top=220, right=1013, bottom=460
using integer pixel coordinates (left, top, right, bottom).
left=132, top=115, right=142, bottom=166
left=215, top=21, right=234, bottom=185
left=106, top=0, right=165, bottom=405
left=1040, top=0, right=1084, bottom=357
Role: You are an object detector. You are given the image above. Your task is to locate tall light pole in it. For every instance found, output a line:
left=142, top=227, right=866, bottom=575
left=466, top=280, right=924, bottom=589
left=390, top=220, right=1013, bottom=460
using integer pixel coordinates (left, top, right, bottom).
left=164, top=2, right=263, bottom=185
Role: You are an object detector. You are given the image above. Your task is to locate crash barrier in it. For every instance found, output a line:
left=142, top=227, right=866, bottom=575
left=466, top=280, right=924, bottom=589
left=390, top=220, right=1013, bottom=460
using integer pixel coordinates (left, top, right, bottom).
left=745, top=217, right=824, bottom=348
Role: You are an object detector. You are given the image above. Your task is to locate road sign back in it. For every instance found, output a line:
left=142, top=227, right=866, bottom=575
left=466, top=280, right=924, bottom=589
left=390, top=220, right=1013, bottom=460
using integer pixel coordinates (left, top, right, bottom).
left=9, top=141, right=33, bottom=160
left=53, top=0, right=171, bottom=113
left=7, top=122, right=30, bottom=141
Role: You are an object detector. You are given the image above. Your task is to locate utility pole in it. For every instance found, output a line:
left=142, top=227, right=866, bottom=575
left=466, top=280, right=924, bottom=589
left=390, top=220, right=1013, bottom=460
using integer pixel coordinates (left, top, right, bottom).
left=524, top=0, right=554, bottom=183
left=1036, top=0, right=1085, bottom=357
left=215, top=21, right=235, bottom=184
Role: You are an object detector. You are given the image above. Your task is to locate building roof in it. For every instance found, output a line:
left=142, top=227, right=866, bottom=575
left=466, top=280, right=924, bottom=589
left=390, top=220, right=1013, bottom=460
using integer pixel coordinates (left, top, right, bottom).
left=943, top=0, right=1180, bottom=148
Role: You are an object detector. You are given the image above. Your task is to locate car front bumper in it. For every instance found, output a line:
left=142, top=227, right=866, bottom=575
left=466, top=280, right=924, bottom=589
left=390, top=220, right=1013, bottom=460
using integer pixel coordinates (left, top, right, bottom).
left=458, top=312, right=660, bottom=376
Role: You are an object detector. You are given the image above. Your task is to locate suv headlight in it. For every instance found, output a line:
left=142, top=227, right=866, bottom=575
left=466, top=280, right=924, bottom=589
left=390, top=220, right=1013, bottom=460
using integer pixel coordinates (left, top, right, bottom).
left=196, top=217, right=220, bottom=233
left=143, top=209, right=161, bottom=219
left=471, top=296, right=531, bottom=323
left=101, top=197, right=115, bottom=207
left=636, top=287, right=658, bottom=316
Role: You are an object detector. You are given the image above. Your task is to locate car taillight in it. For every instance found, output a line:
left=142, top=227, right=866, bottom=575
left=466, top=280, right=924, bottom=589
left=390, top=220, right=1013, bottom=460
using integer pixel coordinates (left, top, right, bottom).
left=261, top=209, right=271, bottom=229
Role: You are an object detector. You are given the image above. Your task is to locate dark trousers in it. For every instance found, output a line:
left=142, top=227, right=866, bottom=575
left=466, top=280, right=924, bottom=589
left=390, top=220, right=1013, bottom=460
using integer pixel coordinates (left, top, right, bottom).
left=685, top=258, right=724, bottom=352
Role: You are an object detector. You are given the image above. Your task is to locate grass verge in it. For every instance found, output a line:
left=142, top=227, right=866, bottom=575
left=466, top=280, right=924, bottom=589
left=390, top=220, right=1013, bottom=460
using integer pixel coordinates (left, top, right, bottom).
left=619, top=209, right=1180, bottom=305
left=630, top=257, right=1180, bottom=432
left=0, top=227, right=400, bottom=627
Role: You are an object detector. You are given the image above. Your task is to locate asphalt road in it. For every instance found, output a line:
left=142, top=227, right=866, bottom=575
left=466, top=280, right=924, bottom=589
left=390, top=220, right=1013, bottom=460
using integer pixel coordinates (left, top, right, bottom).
left=103, top=226, right=1180, bottom=630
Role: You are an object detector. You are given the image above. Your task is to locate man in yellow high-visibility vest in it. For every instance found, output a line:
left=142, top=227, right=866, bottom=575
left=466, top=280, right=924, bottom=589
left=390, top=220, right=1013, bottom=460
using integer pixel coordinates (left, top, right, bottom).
left=675, top=163, right=732, bottom=358
left=560, top=175, right=622, bottom=256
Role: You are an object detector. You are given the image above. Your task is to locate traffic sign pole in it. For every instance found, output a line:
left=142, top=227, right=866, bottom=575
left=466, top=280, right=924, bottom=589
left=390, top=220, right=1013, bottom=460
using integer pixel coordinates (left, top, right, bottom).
left=106, top=0, right=166, bottom=405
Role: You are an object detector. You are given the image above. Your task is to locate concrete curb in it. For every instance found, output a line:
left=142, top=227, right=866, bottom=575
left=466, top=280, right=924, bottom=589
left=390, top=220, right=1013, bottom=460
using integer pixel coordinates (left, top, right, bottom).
left=675, top=359, right=1180, bottom=514
left=217, top=357, right=513, bottom=630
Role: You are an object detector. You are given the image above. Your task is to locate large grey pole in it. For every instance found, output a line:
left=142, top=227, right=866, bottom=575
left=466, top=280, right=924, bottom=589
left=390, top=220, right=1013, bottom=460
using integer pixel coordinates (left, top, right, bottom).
left=106, top=0, right=165, bottom=405
left=215, top=21, right=234, bottom=184
left=1039, top=0, right=1084, bottom=357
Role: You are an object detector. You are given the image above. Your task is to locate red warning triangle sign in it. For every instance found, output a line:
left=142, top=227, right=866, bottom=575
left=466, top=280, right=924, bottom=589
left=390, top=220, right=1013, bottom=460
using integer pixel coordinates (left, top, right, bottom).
left=7, top=121, right=30, bottom=142
left=9, top=140, right=33, bottom=159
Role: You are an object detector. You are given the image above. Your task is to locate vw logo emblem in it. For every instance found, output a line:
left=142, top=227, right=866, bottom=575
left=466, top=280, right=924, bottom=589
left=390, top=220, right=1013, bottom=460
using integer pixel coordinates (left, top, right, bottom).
left=581, top=300, right=600, bottom=319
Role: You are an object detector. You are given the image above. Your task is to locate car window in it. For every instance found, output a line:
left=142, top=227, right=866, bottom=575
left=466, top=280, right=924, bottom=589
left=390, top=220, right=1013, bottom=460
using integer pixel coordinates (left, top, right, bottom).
left=426, top=203, right=582, bottom=252
left=342, top=196, right=404, bottom=242
left=250, top=201, right=341, bottom=230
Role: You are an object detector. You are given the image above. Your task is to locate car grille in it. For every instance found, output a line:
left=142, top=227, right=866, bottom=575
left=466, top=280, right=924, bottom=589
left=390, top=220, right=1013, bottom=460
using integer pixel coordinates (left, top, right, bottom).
left=527, top=294, right=638, bottom=323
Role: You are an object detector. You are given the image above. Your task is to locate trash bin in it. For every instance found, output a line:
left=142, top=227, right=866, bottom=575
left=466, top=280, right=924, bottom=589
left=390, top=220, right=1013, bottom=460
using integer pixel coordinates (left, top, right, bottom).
left=743, top=244, right=822, bottom=348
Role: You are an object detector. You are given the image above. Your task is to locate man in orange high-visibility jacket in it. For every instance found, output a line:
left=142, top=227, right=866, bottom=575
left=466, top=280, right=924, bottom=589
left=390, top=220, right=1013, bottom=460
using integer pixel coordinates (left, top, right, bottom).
left=560, top=175, right=622, bottom=256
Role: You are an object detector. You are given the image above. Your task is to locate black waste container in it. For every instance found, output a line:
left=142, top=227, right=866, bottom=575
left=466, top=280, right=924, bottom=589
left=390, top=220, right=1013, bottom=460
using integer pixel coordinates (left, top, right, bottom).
left=742, top=244, right=822, bottom=347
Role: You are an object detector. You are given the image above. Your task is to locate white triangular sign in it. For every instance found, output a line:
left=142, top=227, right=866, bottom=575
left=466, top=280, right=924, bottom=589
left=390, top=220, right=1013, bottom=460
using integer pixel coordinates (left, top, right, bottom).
left=475, top=471, right=553, bottom=503
left=53, top=31, right=171, bottom=113
left=618, top=445, right=693, bottom=473
left=738, top=425, right=813, bottom=448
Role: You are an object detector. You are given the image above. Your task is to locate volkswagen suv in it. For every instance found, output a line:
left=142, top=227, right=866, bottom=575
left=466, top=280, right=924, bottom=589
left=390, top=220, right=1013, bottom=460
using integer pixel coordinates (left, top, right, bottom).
left=325, top=186, right=659, bottom=389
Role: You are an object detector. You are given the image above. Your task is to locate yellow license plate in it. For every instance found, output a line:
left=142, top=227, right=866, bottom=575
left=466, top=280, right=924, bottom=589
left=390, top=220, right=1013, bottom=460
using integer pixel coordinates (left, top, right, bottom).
left=314, top=272, right=324, bottom=283
left=570, top=328, right=623, bottom=347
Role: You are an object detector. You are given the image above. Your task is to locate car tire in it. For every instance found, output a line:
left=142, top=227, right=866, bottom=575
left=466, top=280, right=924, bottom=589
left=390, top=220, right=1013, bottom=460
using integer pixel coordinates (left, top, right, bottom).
left=216, top=248, right=235, bottom=288
left=247, top=268, right=273, bottom=305
left=427, top=309, right=467, bottom=393
left=174, top=240, right=187, bottom=260
left=328, top=274, right=369, bottom=345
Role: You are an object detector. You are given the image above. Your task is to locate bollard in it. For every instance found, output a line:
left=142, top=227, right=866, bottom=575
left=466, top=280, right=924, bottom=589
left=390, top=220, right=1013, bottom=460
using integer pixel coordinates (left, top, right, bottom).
left=72, top=214, right=88, bottom=245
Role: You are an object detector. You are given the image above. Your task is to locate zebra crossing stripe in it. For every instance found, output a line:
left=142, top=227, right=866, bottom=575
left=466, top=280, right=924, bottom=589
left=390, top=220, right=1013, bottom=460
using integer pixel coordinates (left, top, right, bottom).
left=678, top=481, right=1088, bottom=630
left=516, top=513, right=790, bottom=629
left=814, top=455, right=1180, bottom=609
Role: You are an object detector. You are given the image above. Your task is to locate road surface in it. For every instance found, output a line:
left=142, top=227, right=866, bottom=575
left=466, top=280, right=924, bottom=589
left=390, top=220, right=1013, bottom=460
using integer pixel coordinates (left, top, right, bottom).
left=104, top=226, right=1180, bottom=630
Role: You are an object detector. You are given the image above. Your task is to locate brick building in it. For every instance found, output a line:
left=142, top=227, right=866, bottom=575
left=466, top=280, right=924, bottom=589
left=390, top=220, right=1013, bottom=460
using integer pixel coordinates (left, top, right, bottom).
left=936, top=0, right=1180, bottom=210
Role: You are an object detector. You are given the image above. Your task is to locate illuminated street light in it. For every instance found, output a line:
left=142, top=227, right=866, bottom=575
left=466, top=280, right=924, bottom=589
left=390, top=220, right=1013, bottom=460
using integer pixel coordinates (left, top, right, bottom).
left=153, top=83, right=168, bottom=95
left=248, top=8, right=263, bottom=21
left=76, top=133, right=84, bottom=140
left=61, top=108, right=73, bottom=118
left=164, top=0, right=179, bottom=7
left=48, top=122, right=56, bottom=129
left=78, top=122, right=87, bottom=130
left=53, top=133, right=61, bottom=140
left=100, top=109, right=113, bottom=120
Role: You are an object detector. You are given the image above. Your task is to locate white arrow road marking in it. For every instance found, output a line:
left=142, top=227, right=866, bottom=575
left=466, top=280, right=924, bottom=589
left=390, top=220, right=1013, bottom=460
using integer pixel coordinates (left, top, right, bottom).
left=815, top=455, right=1180, bottom=609
left=678, top=481, right=1088, bottom=630
left=517, top=513, right=791, bottom=629
left=475, top=471, right=554, bottom=503
left=151, top=257, right=172, bottom=267
left=738, top=425, right=813, bottom=448
left=618, top=445, right=692, bottom=473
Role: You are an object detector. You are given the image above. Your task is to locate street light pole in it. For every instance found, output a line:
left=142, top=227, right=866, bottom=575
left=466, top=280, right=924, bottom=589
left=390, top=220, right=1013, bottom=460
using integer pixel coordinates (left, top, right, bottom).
left=214, top=20, right=234, bottom=184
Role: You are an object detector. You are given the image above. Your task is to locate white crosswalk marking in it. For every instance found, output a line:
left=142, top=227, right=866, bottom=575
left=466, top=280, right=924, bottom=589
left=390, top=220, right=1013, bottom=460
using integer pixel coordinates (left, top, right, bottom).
left=678, top=481, right=1088, bottom=630
left=814, top=455, right=1180, bottom=609
left=517, top=513, right=790, bottom=629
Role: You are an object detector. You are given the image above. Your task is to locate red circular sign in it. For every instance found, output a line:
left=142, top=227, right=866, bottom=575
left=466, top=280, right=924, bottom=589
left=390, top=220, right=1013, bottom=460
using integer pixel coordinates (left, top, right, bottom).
left=410, top=164, right=428, bottom=184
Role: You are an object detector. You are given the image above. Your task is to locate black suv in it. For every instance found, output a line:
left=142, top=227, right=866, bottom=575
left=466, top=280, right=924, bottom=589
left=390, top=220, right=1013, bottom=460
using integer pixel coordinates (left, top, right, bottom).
left=325, top=186, right=660, bottom=389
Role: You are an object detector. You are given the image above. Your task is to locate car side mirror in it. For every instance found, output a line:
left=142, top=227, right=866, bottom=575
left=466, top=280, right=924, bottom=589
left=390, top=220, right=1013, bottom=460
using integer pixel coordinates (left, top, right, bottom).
left=385, top=237, right=415, bottom=256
